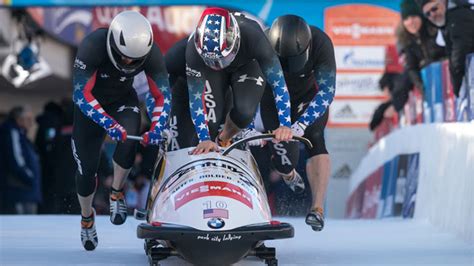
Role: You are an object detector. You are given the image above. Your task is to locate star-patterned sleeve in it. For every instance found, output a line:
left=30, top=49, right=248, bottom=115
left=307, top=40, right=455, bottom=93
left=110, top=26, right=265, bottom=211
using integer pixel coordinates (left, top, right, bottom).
left=186, top=64, right=210, bottom=142
left=254, top=34, right=292, bottom=128
left=72, top=30, right=116, bottom=130
left=185, top=41, right=210, bottom=142
left=144, top=45, right=172, bottom=132
left=297, top=34, right=336, bottom=126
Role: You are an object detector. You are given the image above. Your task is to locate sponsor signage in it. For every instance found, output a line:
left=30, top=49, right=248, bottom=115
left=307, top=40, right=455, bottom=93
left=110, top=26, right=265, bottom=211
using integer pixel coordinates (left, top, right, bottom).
left=27, top=6, right=205, bottom=52
left=361, top=166, right=382, bottom=218
left=334, top=46, right=386, bottom=71
left=328, top=99, right=384, bottom=127
left=325, top=4, right=400, bottom=127
left=345, top=180, right=366, bottom=219
left=336, top=73, right=385, bottom=96
left=402, top=153, right=419, bottom=218
left=325, top=5, right=399, bottom=46
left=174, top=181, right=253, bottom=210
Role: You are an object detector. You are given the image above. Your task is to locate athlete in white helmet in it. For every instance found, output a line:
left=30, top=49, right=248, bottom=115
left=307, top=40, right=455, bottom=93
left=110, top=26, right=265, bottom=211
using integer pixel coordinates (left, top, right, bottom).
left=72, top=10, right=171, bottom=251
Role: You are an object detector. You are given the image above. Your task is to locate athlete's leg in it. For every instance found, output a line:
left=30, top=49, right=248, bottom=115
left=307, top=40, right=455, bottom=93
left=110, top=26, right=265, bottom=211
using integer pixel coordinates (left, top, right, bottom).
left=220, top=60, right=266, bottom=141
left=108, top=92, right=141, bottom=191
left=106, top=92, right=141, bottom=225
left=72, top=107, right=106, bottom=218
left=304, top=110, right=329, bottom=209
left=72, top=106, right=104, bottom=250
left=304, top=110, right=330, bottom=231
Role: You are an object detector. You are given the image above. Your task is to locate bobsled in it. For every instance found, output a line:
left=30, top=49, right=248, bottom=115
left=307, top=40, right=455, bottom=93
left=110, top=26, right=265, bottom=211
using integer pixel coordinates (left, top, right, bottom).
left=134, top=134, right=312, bottom=266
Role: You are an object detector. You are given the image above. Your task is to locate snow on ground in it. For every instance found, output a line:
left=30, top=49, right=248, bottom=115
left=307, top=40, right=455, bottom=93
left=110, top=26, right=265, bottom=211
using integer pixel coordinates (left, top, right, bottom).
left=0, top=215, right=473, bottom=265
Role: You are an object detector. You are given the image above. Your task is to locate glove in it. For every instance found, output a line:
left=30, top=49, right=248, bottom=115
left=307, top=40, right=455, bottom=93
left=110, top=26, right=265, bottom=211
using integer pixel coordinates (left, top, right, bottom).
left=291, top=122, right=307, bottom=137
left=141, top=130, right=163, bottom=146
left=106, top=122, right=127, bottom=142
left=236, top=128, right=264, bottom=147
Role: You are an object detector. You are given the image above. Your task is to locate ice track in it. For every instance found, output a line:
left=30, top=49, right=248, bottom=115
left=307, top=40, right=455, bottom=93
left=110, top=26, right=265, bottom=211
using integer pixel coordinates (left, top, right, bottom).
left=0, top=216, right=473, bottom=265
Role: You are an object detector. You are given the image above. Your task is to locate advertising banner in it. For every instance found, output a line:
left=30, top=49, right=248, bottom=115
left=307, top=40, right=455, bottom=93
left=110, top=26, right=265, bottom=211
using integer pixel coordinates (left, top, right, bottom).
left=378, top=157, right=399, bottom=218
left=334, top=46, right=386, bottom=71
left=92, top=6, right=205, bottom=53
left=336, top=73, right=383, bottom=96
left=325, top=4, right=400, bottom=127
left=361, top=166, right=382, bottom=218
left=442, top=60, right=456, bottom=122
left=431, top=62, right=444, bottom=122
left=325, top=5, right=398, bottom=46
left=421, top=66, right=433, bottom=123
left=345, top=180, right=366, bottom=219
left=328, top=99, right=384, bottom=127
left=402, top=153, right=420, bottom=218
left=422, top=62, right=445, bottom=123
left=394, top=154, right=410, bottom=216
left=27, top=6, right=205, bottom=52
left=467, top=53, right=474, bottom=121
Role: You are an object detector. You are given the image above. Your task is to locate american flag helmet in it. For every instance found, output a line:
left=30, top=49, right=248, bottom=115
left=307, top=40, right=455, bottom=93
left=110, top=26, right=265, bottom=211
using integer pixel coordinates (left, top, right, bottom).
left=194, top=7, right=241, bottom=70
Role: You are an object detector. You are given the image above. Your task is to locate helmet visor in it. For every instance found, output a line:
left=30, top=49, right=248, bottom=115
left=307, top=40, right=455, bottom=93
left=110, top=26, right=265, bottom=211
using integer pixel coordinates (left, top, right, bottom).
left=110, top=46, right=146, bottom=73
left=202, top=52, right=237, bottom=71
left=279, top=47, right=309, bottom=73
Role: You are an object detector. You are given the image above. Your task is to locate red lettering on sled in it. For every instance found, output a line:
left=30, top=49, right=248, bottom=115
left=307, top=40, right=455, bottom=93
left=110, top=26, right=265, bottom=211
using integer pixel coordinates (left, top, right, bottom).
left=174, top=181, right=253, bottom=210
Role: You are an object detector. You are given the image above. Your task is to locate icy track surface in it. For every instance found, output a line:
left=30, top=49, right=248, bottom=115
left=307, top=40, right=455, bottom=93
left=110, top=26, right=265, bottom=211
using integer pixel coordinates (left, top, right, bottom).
left=1, top=216, right=473, bottom=265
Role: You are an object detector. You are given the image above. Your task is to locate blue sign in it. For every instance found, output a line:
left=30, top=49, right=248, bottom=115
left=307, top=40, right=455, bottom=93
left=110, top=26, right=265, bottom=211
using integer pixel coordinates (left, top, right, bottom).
left=402, top=153, right=419, bottom=218
left=379, top=156, right=399, bottom=218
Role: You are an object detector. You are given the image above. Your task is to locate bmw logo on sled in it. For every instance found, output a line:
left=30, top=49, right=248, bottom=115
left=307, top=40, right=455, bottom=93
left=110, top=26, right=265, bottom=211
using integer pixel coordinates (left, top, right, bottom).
left=135, top=133, right=312, bottom=266
left=207, top=218, right=225, bottom=229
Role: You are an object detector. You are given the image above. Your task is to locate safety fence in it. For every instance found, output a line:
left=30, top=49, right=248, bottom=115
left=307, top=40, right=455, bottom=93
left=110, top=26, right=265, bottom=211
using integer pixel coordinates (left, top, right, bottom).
left=347, top=54, right=474, bottom=243
left=372, top=53, right=474, bottom=142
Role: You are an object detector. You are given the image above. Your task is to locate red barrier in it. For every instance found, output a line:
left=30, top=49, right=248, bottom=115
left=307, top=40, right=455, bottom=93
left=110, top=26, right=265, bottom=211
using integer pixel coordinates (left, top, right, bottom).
left=345, top=180, right=366, bottom=218
left=404, top=87, right=424, bottom=125
left=361, top=167, right=383, bottom=218
left=373, top=115, right=398, bottom=143
left=442, top=61, right=457, bottom=122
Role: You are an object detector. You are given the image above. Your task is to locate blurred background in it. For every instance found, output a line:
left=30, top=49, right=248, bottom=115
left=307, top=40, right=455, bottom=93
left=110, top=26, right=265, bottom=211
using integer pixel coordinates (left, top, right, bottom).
left=0, top=1, right=472, bottom=242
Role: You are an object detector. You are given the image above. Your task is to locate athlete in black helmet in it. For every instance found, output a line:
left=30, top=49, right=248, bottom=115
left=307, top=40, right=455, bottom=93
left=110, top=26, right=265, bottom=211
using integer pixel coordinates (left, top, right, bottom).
left=258, top=15, right=336, bottom=231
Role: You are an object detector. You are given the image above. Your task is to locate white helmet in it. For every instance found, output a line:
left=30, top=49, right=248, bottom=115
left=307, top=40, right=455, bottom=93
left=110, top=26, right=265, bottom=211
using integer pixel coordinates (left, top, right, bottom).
left=107, top=10, right=153, bottom=73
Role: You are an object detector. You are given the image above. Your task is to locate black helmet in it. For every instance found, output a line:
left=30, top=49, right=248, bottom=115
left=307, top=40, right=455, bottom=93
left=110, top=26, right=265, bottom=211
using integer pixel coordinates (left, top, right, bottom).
left=268, top=15, right=311, bottom=73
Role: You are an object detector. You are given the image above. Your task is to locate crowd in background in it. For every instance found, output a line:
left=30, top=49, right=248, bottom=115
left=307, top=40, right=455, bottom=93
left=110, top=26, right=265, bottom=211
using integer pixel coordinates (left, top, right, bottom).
left=0, top=100, right=159, bottom=215
left=370, top=0, right=474, bottom=133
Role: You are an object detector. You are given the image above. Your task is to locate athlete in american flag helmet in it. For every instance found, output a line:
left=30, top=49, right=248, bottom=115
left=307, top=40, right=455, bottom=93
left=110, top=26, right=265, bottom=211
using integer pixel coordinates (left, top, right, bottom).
left=185, top=7, right=293, bottom=154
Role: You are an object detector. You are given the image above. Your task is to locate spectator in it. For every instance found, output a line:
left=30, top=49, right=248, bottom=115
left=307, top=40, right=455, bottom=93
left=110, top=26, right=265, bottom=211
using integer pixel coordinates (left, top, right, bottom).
left=0, top=106, right=42, bottom=214
left=35, top=101, right=63, bottom=213
left=397, top=0, right=447, bottom=93
left=49, top=99, right=80, bottom=214
left=416, top=0, right=474, bottom=96
left=369, top=73, right=400, bottom=131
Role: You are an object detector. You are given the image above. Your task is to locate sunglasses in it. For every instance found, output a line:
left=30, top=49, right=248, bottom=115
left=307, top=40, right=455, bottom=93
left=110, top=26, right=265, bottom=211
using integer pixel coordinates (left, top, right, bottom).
left=424, top=3, right=439, bottom=18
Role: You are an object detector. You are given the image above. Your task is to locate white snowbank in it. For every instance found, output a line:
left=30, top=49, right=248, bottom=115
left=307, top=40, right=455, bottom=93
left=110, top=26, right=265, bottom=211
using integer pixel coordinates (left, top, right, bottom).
left=350, top=123, right=474, bottom=242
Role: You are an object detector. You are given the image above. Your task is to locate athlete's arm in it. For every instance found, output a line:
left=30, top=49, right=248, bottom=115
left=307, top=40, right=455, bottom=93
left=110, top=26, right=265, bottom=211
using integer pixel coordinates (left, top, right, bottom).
left=297, top=30, right=336, bottom=126
left=185, top=42, right=211, bottom=142
left=72, top=31, right=116, bottom=130
left=253, top=30, right=292, bottom=129
left=143, top=44, right=172, bottom=133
